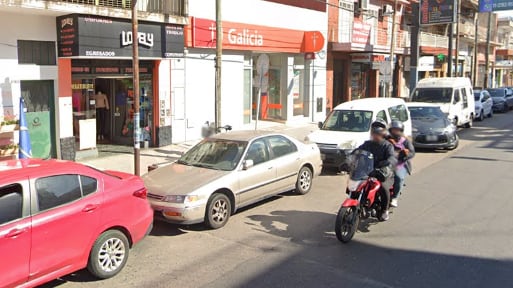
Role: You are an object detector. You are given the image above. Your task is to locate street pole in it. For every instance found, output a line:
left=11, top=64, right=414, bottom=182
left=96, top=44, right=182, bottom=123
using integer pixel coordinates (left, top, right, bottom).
left=215, top=0, right=222, bottom=129
left=388, top=0, right=398, bottom=97
left=448, top=23, right=454, bottom=77
left=484, top=12, right=492, bottom=88
left=455, top=0, right=461, bottom=76
left=131, top=0, right=140, bottom=176
left=472, top=13, right=479, bottom=87
left=409, top=2, right=420, bottom=95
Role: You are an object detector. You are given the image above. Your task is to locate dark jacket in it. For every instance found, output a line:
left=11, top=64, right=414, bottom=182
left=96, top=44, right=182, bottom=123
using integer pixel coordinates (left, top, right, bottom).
left=358, top=140, right=397, bottom=176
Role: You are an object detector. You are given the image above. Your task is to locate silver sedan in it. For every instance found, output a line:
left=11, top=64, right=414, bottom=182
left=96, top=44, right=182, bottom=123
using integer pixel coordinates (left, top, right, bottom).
left=143, top=131, right=322, bottom=229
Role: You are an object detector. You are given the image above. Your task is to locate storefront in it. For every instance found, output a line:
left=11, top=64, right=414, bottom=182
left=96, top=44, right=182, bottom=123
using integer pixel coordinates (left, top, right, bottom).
left=56, top=14, right=184, bottom=159
left=171, top=17, right=324, bottom=142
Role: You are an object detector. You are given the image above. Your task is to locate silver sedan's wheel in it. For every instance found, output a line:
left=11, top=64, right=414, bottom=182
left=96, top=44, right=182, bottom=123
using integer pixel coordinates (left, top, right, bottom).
left=296, top=166, right=313, bottom=195
left=205, top=193, right=232, bottom=229
left=87, top=230, right=129, bottom=279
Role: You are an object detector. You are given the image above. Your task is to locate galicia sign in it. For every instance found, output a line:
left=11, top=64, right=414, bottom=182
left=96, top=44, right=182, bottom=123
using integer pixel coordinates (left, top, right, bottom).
left=227, top=29, right=264, bottom=46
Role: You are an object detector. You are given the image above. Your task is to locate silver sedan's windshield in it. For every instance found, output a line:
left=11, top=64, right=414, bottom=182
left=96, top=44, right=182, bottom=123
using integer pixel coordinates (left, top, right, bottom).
left=178, top=139, right=247, bottom=171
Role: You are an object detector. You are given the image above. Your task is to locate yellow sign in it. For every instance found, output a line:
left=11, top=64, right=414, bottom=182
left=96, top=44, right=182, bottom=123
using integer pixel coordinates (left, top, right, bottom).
left=72, top=83, right=95, bottom=90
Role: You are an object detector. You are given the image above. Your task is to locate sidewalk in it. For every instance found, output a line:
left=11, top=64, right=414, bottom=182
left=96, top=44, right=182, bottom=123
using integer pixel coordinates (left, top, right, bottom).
left=80, top=122, right=317, bottom=175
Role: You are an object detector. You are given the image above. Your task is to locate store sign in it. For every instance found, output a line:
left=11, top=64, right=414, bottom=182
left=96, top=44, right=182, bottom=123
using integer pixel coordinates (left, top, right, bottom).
left=418, top=56, right=435, bottom=71
left=352, top=20, right=371, bottom=45
left=56, top=14, right=184, bottom=59
left=351, top=53, right=372, bottom=63
left=420, top=0, right=456, bottom=25
left=496, top=60, right=513, bottom=67
left=190, top=17, right=324, bottom=53
left=479, top=0, right=513, bottom=12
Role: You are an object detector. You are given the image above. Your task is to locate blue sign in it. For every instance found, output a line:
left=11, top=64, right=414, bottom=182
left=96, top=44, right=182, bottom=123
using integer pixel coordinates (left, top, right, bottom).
left=479, top=0, right=513, bottom=11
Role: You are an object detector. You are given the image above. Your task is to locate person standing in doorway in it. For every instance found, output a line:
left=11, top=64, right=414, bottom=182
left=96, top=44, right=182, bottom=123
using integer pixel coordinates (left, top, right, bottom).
left=95, top=90, right=109, bottom=140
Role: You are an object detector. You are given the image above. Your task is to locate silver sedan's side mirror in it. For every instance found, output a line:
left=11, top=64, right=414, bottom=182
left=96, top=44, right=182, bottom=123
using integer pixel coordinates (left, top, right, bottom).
left=242, top=159, right=254, bottom=170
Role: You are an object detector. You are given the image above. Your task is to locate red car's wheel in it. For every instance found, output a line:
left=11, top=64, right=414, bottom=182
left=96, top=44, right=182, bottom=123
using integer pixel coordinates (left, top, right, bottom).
left=87, top=230, right=130, bottom=279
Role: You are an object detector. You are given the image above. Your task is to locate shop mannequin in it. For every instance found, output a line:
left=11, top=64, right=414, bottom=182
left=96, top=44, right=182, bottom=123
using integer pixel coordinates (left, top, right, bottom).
left=95, top=91, right=109, bottom=140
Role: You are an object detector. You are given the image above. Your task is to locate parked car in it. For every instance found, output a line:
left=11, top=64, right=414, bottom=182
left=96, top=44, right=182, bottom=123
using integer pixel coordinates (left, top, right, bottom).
left=488, top=88, right=513, bottom=112
left=406, top=103, right=459, bottom=150
left=305, top=98, right=411, bottom=170
left=0, top=159, right=153, bottom=288
left=474, top=89, right=493, bottom=121
left=411, top=77, right=475, bottom=128
left=144, top=131, right=322, bottom=229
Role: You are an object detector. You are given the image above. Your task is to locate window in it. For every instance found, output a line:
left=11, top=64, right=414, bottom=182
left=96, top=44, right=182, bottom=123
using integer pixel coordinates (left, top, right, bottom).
left=376, top=110, right=388, bottom=123
left=36, top=175, right=81, bottom=212
left=388, top=105, right=409, bottom=122
left=0, top=184, right=23, bottom=225
left=321, top=110, right=373, bottom=132
left=80, top=176, right=98, bottom=196
left=267, top=136, right=298, bottom=158
left=17, top=40, right=56, bottom=65
left=461, top=88, right=468, bottom=108
left=412, top=88, right=453, bottom=103
left=245, top=139, right=269, bottom=165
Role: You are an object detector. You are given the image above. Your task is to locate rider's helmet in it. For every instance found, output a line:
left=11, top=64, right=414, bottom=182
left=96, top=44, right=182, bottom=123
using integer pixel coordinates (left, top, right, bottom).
left=389, top=120, right=404, bottom=133
left=370, top=119, right=388, bottom=136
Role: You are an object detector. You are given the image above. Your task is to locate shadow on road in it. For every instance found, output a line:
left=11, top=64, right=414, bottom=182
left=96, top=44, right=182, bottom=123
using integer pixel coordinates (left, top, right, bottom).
left=239, top=209, right=513, bottom=288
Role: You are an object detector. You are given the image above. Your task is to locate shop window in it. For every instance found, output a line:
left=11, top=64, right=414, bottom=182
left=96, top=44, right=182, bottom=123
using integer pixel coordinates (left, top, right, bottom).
left=36, top=175, right=82, bottom=212
left=17, top=40, right=56, bottom=66
left=0, top=184, right=23, bottom=226
left=292, top=56, right=309, bottom=117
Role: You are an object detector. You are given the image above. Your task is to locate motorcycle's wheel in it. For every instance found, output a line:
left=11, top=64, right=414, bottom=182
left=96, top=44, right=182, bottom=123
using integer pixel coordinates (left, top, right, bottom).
left=335, top=206, right=360, bottom=243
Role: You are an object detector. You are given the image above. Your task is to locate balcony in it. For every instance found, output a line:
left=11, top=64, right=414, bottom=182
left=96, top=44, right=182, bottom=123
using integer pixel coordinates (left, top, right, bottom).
left=50, top=0, right=187, bottom=16
left=420, top=32, right=449, bottom=49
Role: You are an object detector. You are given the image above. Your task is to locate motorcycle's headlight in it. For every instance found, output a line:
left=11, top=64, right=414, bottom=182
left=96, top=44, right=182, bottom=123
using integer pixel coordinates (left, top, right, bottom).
left=347, top=179, right=363, bottom=192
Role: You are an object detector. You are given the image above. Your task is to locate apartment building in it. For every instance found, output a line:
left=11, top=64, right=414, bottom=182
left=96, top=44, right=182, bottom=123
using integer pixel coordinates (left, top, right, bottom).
left=0, top=0, right=187, bottom=159
left=326, top=0, right=411, bottom=111
left=496, top=16, right=513, bottom=86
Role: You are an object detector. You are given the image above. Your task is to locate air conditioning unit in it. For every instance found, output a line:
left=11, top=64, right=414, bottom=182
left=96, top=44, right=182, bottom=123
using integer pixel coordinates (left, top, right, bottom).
left=360, top=0, right=369, bottom=11
left=382, top=4, right=394, bottom=15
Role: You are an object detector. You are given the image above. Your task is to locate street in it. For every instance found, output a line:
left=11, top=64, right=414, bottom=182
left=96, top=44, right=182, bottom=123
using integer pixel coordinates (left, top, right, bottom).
left=44, top=113, right=513, bottom=288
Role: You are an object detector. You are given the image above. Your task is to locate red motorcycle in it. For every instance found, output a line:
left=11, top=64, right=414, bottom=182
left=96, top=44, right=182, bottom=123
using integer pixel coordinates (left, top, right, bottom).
left=335, top=149, right=394, bottom=243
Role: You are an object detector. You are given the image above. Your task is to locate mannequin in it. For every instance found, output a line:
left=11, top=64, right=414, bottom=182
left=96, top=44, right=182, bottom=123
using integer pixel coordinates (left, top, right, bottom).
left=95, top=91, right=109, bottom=140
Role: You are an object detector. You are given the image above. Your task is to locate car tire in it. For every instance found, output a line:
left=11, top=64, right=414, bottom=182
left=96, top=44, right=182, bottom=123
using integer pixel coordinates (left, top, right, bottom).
left=296, top=166, right=313, bottom=195
left=205, top=193, right=232, bottom=229
left=478, top=110, right=484, bottom=121
left=464, top=117, right=472, bottom=128
left=87, top=230, right=130, bottom=279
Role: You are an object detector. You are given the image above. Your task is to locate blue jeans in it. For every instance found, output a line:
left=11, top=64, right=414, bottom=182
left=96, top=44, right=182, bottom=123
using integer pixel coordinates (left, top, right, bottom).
left=393, top=165, right=408, bottom=199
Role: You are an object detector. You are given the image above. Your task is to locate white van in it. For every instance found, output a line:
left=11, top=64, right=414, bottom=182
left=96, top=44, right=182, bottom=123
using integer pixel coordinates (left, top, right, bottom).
left=410, top=77, right=475, bottom=128
left=306, top=98, right=411, bottom=170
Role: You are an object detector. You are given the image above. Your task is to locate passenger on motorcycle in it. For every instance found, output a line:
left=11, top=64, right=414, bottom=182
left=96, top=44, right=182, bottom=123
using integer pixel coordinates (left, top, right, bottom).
left=387, top=120, right=415, bottom=208
left=357, top=119, right=397, bottom=221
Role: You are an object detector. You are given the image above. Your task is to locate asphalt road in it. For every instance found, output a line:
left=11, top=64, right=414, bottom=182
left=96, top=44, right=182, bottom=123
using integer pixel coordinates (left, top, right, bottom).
left=43, top=112, right=513, bottom=288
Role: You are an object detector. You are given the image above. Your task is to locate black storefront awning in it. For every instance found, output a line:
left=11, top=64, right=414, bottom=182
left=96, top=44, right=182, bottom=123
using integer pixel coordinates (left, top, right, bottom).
left=57, top=14, right=184, bottom=59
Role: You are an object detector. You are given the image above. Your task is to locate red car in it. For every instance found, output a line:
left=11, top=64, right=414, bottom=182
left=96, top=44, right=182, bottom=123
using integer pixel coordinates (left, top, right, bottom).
left=0, top=159, right=153, bottom=288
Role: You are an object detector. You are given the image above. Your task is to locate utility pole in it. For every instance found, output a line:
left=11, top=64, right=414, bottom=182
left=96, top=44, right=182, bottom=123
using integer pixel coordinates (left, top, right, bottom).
left=131, top=0, right=140, bottom=176
left=454, top=0, right=461, bottom=76
left=448, top=23, right=454, bottom=77
left=388, top=0, right=398, bottom=97
left=484, top=12, right=492, bottom=88
left=472, top=12, right=479, bottom=87
left=409, top=2, right=420, bottom=94
left=215, top=0, right=222, bottom=128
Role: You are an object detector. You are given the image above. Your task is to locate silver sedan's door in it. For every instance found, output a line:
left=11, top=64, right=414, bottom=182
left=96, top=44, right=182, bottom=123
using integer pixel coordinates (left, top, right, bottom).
left=237, top=139, right=277, bottom=206
left=266, top=136, right=300, bottom=192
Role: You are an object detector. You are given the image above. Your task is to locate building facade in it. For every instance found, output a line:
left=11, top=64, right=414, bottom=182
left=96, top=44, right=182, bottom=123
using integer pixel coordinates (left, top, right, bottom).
left=172, top=0, right=327, bottom=142
left=495, top=16, right=513, bottom=87
left=326, top=0, right=411, bottom=112
left=0, top=0, right=187, bottom=160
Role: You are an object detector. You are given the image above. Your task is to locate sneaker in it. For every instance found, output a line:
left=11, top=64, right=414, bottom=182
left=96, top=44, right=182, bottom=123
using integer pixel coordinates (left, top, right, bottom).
left=390, top=198, right=398, bottom=208
left=380, top=210, right=390, bottom=221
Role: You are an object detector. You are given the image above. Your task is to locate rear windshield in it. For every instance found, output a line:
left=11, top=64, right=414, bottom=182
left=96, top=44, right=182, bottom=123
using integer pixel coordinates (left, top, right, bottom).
left=488, top=89, right=506, bottom=97
left=411, top=88, right=453, bottom=103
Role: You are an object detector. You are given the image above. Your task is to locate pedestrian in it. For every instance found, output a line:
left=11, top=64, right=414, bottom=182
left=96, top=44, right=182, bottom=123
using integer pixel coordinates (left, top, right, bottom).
left=387, top=120, right=415, bottom=208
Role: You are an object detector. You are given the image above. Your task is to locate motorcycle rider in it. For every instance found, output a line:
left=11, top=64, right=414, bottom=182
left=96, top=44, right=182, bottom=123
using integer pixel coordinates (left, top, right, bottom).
left=387, top=120, right=415, bottom=208
left=357, top=119, right=397, bottom=221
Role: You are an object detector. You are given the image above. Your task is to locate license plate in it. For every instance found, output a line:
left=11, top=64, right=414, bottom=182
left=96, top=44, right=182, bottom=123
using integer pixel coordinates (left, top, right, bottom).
left=426, top=135, right=438, bottom=142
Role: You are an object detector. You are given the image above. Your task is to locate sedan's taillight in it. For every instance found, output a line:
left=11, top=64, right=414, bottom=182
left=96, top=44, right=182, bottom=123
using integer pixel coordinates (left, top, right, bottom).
left=133, top=188, right=148, bottom=199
